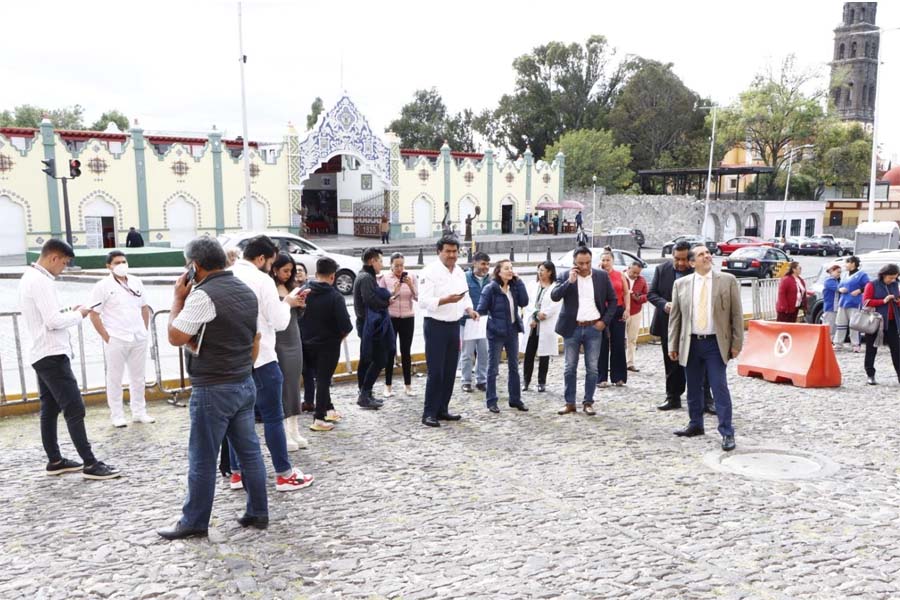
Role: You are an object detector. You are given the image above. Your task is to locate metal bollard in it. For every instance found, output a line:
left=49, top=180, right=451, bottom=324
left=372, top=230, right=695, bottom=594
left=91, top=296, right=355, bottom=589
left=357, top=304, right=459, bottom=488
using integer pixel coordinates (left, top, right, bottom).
left=417, top=247, right=424, bottom=266
left=546, top=247, right=552, bottom=261
left=510, top=246, right=515, bottom=261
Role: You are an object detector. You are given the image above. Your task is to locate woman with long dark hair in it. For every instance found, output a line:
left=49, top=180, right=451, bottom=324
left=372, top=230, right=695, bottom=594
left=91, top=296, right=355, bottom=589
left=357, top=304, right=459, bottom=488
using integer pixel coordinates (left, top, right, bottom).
left=270, top=253, right=308, bottom=450
left=597, top=248, right=630, bottom=387
left=775, top=261, right=808, bottom=323
left=862, top=263, right=900, bottom=385
left=523, top=261, right=560, bottom=392
left=380, top=252, right=418, bottom=397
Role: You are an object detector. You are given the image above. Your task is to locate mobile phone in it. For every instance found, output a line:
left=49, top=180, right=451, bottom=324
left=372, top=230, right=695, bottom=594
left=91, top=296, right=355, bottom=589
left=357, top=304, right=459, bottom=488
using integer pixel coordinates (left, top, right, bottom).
left=401, top=271, right=409, bottom=281
left=185, top=265, right=196, bottom=284
left=90, top=301, right=103, bottom=309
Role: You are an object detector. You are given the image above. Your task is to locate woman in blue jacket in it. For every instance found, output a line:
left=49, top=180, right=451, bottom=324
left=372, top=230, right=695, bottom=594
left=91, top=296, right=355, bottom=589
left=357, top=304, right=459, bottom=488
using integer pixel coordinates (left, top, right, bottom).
left=834, top=255, right=870, bottom=351
left=477, top=259, right=530, bottom=413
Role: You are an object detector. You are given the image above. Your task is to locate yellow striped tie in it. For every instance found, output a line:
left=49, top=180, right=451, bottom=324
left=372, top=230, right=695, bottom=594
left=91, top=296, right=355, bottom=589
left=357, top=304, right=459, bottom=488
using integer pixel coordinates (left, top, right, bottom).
left=697, top=277, right=709, bottom=331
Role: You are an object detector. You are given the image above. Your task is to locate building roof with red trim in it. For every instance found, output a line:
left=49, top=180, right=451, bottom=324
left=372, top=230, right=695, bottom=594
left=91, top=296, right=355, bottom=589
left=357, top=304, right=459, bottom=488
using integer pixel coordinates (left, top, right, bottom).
left=0, top=126, right=259, bottom=148
left=400, top=148, right=484, bottom=160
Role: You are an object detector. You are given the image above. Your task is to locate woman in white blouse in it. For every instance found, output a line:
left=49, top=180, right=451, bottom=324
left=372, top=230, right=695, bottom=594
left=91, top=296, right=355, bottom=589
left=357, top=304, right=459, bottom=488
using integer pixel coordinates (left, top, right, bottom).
left=522, top=261, right=561, bottom=392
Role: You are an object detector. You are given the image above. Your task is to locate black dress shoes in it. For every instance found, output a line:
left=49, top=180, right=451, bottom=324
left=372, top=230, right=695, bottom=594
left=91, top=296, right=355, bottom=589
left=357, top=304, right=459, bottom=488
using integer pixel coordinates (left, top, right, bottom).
left=237, top=514, right=269, bottom=530
left=157, top=521, right=208, bottom=540
left=437, top=412, right=462, bottom=421
left=461, top=383, right=474, bottom=393
left=721, top=435, right=736, bottom=451
left=674, top=425, right=705, bottom=437
left=422, top=416, right=441, bottom=427
left=475, top=383, right=487, bottom=392
left=704, top=403, right=717, bottom=415
left=509, top=402, right=529, bottom=412
left=867, top=375, right=877, bottom=385
left=537, top=384, right=546, bottom=392
left=522, top=383, right=530, bottom=392
left=487, top=405, right=500, bottom=413
left=657, top=398, right=682, bottom=411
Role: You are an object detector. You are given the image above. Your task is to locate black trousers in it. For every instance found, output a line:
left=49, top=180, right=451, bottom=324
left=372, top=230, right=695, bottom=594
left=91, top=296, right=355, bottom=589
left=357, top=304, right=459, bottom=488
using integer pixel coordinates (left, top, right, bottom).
left=386, top=316, right=414, bottom=386
left=423, top=318, right=460, bottom=419
left=523, top=327, right=549, bottom=386
left=33, top=355, right=96, bottom=465
left=358, top=338, right=392, bottom=394
left=660, top=335, right=686, bottom=401
left=864, top=326, right=900, bottom=378
left=305, top=342, right=341, bottom=420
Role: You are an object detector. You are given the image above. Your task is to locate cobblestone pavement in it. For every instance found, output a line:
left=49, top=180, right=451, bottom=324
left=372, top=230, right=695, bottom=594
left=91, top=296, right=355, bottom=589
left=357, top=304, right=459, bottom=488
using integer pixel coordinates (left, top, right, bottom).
left=3, top=341, right=900, bottom=599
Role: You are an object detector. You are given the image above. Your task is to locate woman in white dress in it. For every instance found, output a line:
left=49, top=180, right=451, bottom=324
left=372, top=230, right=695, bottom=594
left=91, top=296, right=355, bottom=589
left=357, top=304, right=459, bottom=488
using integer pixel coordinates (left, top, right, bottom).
left=522, top=261, right=561, bottom=392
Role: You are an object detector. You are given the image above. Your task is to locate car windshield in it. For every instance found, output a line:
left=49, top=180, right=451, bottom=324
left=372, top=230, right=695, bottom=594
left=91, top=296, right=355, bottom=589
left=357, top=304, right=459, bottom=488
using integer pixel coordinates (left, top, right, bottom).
left=730, top=247, right=765, bottom=258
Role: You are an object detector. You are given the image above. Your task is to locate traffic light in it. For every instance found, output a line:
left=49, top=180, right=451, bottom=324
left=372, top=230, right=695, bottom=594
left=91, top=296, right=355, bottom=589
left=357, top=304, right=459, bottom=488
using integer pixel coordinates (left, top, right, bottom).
left=69, top=159, right=82, bottom=179
left=41, top=158, right=56, bottom=178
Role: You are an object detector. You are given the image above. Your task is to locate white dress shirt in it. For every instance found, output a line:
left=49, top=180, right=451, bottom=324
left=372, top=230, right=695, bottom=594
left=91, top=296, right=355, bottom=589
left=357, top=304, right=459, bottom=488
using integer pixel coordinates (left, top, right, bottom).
left=90, top=273, right=149, bottom=342
left=575, top=274, right=601, bottom=322
left=691, top=272, right=715, bottom=335
left=231, top=259, right=291, bottom=368
left=18, top=264, right=83, bottom=364
left=418, top=261, right=473, bottom=322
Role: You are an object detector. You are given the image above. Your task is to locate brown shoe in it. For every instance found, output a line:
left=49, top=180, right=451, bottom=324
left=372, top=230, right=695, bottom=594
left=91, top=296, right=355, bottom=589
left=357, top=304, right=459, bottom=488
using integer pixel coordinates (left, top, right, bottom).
left=557, top=404, right=577, bottom=415
left=583, top=403, right=596, bottom=416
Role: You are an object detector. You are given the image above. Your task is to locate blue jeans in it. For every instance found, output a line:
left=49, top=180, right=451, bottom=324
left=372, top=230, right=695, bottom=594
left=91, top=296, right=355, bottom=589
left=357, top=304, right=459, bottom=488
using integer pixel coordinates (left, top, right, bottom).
left=685, top=336, right=734, bottom=437
left=486, top=331, right=521, bottom=407
left=460, top=335, right=488, bottom=385
left=181, top=376, right=268, bottom=529
left=230, top=361, right=291, bottom=476
left=563, top=325, right=602, bottom=405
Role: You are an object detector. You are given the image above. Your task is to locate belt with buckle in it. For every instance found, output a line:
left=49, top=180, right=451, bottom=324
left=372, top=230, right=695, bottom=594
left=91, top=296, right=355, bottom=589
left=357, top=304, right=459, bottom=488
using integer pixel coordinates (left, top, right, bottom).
left=576, top=319, right=599, bottom=327
left=691, top=333, right=715, bottom=340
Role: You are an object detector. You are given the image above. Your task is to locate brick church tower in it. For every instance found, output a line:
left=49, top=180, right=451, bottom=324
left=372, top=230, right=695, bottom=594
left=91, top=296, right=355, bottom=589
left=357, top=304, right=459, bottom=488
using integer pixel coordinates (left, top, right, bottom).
left=830, top=2, right=879, bottom=125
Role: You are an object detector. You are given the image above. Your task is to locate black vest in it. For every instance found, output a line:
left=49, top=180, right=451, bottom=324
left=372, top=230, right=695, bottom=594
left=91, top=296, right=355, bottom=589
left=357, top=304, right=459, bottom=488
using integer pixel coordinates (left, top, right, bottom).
left=186, top=270, right=258, bottom=386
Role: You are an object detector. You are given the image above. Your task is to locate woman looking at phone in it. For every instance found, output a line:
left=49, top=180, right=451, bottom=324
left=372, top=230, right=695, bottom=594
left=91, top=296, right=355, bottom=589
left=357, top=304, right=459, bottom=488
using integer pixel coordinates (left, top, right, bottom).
left=380, top=252, right=418, bottom=397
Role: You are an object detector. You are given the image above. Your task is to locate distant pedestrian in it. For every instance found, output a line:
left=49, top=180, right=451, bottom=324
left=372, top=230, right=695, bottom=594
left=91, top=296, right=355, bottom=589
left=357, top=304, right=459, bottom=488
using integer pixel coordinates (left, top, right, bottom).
left=553, top=215, right=559, bottom=235
left=354, top=248, right=397, bottom=408
left=270, top=253, right=308, bottom=448
left=459, top=252, right=491, bottom=393
left=861, top=263, right=900, bottom=386
left=623, top=261, right=648, bottom=372
left=532, top=213, right=540, bottom=233
left=380, top=252, right=418, bottom=397
left=380, top=214, right=390, bottom=245
left=775, top=262, right=808, bottom=323
left=575, top=211, right=583, bottom=229
left=551, top=247, right=617, bottom=416
left=419, top=235, right=479, bottom=427
left=19, top=239, right=121, bottom=481
left=834, top=255, right=869, bottom=352
left=476, top=259, right=529, bottom=413
left=89, top=250, right=154, bottom=428
left=126, top=226, right=144, bottom=248
left=575, top=226, right=589, bottom=247
left=300, top=258, right=354, bottom=431
left=668, top=245, right=743, bottom=452
left=523, top=261, right=561, bottom=392
left=822, top=264, right=842, bottom=339
left=597, top=248, right=630, bottom=387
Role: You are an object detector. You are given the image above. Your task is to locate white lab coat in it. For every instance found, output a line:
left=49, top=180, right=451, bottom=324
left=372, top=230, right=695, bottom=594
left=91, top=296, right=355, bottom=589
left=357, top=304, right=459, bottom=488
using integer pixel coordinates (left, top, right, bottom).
left=526, top=282, right=562, bottom=357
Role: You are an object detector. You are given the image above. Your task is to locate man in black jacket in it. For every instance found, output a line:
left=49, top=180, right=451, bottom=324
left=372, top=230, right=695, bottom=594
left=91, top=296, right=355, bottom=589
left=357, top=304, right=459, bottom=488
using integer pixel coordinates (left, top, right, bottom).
left=125, top=227, right=144, bottom=248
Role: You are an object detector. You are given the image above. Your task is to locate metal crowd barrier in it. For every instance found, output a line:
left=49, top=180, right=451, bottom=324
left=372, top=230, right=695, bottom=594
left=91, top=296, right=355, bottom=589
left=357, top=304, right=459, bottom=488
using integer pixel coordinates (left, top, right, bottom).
left=749, top=278, right=781, bottom=321
left=149, top=309, right=191, bottom=406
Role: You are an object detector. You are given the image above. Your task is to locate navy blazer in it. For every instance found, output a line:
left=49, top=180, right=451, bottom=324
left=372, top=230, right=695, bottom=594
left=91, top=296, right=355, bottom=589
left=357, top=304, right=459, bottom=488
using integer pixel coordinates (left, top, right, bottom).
left=476, top=278, right=529, bottom=339
left=550, top=269, right=617, bottom=338
left=647, top=261, right=694, bottom=338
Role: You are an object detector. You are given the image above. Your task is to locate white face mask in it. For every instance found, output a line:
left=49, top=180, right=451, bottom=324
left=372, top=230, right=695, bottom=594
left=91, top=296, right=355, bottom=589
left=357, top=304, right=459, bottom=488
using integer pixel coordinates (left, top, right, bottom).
left=113, top=263, right=129, bottom=278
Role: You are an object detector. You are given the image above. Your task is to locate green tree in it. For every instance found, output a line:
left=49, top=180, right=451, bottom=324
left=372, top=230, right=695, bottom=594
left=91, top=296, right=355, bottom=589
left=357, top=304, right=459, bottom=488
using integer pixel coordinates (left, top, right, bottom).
left=0, top=104, right=85, bottom=129
left=475, top=35, right=633, bottom=159
left=306, top=97, right=324, bottom=130
left=608, top=60, right=705, bottom=171
left=90, top=110, right=129, bottom=131
left=388, top=88, right=475, bottom=151
left=802, top=121, right=871, bottom=188
left=717, top=55, right=826, bottom=196
left=544, top=129, right=633, bottom=192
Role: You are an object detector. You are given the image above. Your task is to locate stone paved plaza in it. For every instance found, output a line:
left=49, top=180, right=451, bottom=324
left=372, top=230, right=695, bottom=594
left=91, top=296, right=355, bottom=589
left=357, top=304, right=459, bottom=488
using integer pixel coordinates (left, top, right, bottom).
left=2, top=341, right=900, bottom=599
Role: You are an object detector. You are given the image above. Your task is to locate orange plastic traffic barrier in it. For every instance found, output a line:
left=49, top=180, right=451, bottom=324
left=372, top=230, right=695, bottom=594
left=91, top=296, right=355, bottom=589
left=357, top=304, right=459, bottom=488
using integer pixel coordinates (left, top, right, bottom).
left=737, top=320, right=842, bottom=387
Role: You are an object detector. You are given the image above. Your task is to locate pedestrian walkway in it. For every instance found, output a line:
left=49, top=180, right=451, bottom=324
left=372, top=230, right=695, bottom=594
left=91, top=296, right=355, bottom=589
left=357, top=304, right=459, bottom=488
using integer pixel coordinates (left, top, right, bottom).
left=2, top=345, right=899, bottom=598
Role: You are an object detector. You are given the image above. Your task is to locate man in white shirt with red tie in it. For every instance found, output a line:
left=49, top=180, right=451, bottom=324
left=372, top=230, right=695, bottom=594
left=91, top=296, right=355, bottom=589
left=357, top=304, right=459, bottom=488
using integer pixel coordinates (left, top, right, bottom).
left=18, top=239, right=121, bottom=480
left=89, top=250, right=154, bottom=427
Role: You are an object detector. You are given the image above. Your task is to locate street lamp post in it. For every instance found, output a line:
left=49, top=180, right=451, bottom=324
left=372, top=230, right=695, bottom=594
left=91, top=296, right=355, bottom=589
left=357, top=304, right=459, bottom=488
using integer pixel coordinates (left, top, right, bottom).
left=237, top=1, right=254, bottom=231
left=699, top=104, right=718, bottom=237
left=780, top=144, right=814, bottom=241
left=591, top=174, right=597, bottom=247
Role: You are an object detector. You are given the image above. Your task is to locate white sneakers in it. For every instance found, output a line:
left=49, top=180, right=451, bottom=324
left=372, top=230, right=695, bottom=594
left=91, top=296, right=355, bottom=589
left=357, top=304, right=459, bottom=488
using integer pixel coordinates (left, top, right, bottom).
left=111, top=418, right=128, bottom=428
left=133, top=414, right=156, bottom=424
left=284, top=416, right=309, bottom=450
left=275, top=468, right=314, bottom=492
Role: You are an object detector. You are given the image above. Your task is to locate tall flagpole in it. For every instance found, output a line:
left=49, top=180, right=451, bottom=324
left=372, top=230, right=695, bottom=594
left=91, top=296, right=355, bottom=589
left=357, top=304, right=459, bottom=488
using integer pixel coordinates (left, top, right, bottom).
left=238, top=1, right=253, bottom=230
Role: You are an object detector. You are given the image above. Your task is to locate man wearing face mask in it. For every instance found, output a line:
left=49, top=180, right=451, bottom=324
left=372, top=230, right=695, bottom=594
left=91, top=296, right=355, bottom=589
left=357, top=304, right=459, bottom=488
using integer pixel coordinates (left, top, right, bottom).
left=89, top=250, right=154, bottom=427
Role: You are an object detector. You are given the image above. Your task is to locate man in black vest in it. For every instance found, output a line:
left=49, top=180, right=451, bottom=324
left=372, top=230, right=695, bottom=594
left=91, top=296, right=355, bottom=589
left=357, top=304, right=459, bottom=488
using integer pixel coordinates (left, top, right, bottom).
left=158, top=237, right=268, bottom=539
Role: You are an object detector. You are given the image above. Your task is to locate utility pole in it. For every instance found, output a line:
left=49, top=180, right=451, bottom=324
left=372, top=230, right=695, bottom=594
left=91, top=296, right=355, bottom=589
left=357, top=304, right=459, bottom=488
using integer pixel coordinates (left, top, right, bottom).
left=237, top=1, right=253, bottom=231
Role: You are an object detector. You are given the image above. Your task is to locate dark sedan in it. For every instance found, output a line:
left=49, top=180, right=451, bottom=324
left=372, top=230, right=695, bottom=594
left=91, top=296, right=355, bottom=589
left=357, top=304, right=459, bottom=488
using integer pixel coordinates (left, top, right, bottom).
left=722, top=246, right=791, bottom=279
left=798, top=236, right=841, bottom=256
left=767, top=237, right=802, bottom=254
left=661, top=235, right=718, bottom=256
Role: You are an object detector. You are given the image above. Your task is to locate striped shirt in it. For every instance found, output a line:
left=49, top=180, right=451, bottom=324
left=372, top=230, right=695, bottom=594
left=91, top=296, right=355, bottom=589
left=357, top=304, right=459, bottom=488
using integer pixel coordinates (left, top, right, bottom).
left=171, top=289, right=216, bottom=335
left=18, top=264, right=84, bottom=364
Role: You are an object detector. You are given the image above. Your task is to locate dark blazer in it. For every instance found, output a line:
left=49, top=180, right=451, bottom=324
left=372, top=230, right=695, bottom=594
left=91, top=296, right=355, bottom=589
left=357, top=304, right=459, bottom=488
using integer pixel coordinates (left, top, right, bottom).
left=551, top=269, right=617, bottom=338
left=476, top=278, right=529, bottom=339
left=647, top=261, right=694, bottom=338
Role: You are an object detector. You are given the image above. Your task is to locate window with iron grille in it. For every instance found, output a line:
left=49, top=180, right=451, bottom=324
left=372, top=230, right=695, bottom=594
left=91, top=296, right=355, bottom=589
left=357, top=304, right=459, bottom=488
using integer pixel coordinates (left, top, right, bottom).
left=0, top=154, right=13, bottom=173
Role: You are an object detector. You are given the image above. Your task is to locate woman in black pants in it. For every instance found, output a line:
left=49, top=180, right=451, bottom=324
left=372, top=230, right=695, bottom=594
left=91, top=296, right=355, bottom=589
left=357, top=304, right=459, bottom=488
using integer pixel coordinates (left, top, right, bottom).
left=862, top=263, right=900, bottom=386
left=381, top=252, right=418, bottom=397
left=523, top=261, right=561, bottom=392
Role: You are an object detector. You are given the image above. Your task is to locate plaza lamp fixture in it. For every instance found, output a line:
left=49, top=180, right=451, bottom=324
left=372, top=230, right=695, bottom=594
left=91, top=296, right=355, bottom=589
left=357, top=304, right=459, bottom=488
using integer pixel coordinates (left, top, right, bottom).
left=698, top=104, right=718, bottom=238
left=780, top=144, right=815, bottom=241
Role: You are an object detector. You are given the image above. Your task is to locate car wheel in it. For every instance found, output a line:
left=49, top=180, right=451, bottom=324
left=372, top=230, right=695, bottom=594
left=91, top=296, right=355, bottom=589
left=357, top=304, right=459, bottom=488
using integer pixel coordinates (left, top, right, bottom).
left=715, top=247, right=722, bottom=256
left=762, top=269, right=773, bottom=279
left=334, top=270, right=355, bottom=295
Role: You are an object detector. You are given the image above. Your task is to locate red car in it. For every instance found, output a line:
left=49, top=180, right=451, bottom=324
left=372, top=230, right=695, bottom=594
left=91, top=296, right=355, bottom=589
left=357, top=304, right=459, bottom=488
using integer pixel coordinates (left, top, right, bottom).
left=715, top=236, right=774, bottom=256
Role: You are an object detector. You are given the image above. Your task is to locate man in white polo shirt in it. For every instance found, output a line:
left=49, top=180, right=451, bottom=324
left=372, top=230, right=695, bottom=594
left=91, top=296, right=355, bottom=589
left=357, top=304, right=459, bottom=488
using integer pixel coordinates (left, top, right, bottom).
left=90, top=250, right=154, bottom=427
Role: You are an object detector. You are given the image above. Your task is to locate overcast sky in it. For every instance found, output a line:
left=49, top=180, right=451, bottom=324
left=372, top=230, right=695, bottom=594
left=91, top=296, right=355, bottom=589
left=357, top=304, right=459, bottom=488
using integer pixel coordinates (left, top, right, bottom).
left=2, top=0, right=898, bottom=164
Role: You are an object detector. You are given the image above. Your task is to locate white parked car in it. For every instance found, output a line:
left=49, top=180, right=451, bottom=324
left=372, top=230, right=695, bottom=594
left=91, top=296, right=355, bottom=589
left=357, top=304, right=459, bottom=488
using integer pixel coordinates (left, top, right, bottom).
left=218, top=231, right=362, bottom=295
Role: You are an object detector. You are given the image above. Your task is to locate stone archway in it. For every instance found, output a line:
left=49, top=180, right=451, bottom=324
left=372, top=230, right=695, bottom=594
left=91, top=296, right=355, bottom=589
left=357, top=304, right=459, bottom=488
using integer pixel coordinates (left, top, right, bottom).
left=703, top=213, right=721, bottom=240
left=458, top=195, right=477, bottom=234
left=744, top=212, right=761, bottom=237
left=723, top=213, right=739, bottom=240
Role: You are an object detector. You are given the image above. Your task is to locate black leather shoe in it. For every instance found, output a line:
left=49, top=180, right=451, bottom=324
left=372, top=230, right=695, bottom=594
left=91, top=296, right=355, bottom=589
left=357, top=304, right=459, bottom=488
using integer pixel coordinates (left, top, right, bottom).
left=537, top=384, right=546, bottom=393
left=357, top=392, right=381, bottom=410
left=674, top=425, right=705, bottom=437
left=437, top=412, right=462, bottom=421
left=867, top=375, right=877, bottom=385
left=475, top=383, right=486, bottom=392
left=157, top=521, right=208, bottom=540
left=657, top=398, right=682, bottom=411
left=522, top=384, right=530, bottom=392
left=487, top=405, right=500, bottom=413
left=704, top=403, right=717, bottom=415
left=461, top=383, right=474, bottom=393
left=237, top=514, right=269, bottom=530
left=421, top=416, right=440, bottom=427
left=509, top=402, right=529, bottom=412
left=721, top=435, right=736, bottom=452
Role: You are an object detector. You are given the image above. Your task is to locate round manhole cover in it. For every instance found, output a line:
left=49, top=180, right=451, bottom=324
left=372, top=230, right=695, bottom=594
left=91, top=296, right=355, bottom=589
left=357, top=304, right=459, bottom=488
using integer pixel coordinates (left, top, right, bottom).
left=703, top=448, right=838, bottom=481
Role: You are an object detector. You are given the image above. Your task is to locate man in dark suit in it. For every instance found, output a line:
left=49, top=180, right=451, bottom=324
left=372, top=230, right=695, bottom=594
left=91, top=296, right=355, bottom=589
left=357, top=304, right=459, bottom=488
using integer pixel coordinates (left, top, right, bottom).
left=125, top=227, right=144, bottom=248
left=551, top=247, right=617, bottom=416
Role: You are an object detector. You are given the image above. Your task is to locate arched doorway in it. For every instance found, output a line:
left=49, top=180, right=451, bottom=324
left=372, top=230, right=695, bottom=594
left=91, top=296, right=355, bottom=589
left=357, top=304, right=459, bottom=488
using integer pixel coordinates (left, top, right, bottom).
left=167, top=196, right=197, bottom=248
left=83, top=197, right=117, bottom=249
left=723, top=213, right=738, bottom=240
left=0, top=195, right=25, bottom=256
left=413, top=196, right=433, bottom=239
left=501, top=197, right=515, bottom=234
left=238, top=197, right=267, bottom=230
left=702, top=213, right=720, bottom=240
left=743, top=213, right=760, bottom=237
left=458, top=196, right=477, bottom=235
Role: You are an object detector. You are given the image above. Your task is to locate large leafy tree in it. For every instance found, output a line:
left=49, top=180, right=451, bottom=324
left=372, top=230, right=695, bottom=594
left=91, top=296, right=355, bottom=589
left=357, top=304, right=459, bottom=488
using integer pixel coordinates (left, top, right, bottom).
left=543, top=129, right=633, bottom=192
left=717, top=55, right=826, bottom=196
left=0, top=104, right=86, bottom=129
left=802, top=121, right=871, bottom=188
left=475, top=35, right=633, bottom=159
left=388, top=88, right=475, bottom=151
left=608, top=59, right=705, bottom=171
left=90, top=110, right=129, bottom=132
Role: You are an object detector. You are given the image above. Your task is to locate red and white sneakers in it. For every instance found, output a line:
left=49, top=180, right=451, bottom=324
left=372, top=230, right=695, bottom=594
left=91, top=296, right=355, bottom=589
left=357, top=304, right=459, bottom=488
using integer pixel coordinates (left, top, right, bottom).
left=230, top=473, right=243, bottom=490
left=275, top=469, right=315, bottom=492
